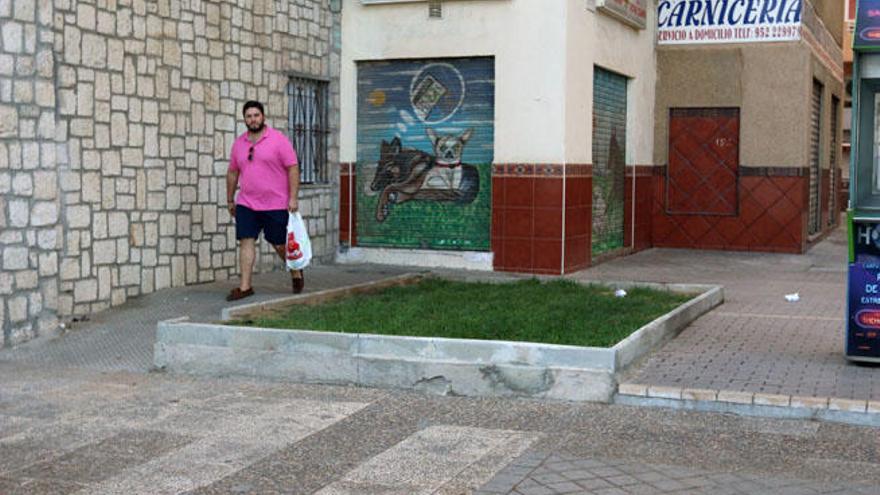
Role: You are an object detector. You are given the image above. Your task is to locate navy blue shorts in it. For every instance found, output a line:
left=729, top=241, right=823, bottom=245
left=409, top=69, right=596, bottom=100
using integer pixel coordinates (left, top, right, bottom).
left=235, top=205, right=287, bottom=245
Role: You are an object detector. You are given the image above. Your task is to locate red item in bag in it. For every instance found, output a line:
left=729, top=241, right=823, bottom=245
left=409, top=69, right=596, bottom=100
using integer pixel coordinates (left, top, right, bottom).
left=286, top=232, right=302, bottom=261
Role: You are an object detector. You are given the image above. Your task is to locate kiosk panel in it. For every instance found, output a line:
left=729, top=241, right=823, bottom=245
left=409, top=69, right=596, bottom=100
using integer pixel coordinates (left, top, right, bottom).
left=848, top=219, right=880, bottom=361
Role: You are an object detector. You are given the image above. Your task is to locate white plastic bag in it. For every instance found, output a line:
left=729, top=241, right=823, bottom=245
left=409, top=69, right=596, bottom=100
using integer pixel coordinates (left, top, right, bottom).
left=285, top=212, right=312, bottom=271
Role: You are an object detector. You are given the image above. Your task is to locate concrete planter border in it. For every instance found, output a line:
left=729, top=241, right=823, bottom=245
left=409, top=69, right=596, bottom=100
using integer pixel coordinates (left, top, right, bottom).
left=220, top=273, right=425, bottom=322
left=155, top=278, right=723, bottom=402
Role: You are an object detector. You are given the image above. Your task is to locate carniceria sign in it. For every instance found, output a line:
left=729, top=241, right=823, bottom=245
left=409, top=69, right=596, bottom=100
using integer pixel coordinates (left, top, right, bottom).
left=658, top=0, right=802, bottom=45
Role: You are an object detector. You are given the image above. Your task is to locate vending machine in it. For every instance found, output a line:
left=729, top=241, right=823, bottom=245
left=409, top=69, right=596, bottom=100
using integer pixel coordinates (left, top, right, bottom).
left=847, top=0, right=880, bottom=362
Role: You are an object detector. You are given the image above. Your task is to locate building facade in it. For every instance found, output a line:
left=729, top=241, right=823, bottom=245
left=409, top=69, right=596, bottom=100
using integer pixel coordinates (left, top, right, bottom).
left=1, top=0, right=848, bottom=347
left=652, top=0, right=844, bottom=252
left=844, top=0, right=855, bottom=209
left=338, top=0, right=658, bottom=274
left=0, top=0, right=340, bottom=347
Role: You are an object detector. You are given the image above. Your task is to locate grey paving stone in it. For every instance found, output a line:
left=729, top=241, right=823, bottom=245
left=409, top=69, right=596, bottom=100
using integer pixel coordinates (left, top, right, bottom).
left=593, top=487, right=629, bottom=495
left=0, top=477, right=85, bottom=495
left=577, top=477, right=614, bottom=490
left=561, top=469, right=597, bottom=482
left=545, top=481, right=585, bottom=493
left=74, top=429, right=195, bottom=461
left=518, top=484, right=556, bottom=495
left=0, top=440, right=56, bottom=474
left=590, top=466, right=625, bottom=478
left=12, top=451, right=143, bottom=484
left=624, top=484, right=668, bottom=495
left=533, top=472, right=569, bottom=484
left=605, top=474, right=640, bottom=487
left=649, top=478, right=690, bottom=491
left=633, top=471, right=673, bottom=484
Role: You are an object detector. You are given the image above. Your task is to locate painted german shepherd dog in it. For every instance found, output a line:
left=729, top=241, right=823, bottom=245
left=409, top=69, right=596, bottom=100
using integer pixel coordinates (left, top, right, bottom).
left=370, top=133, right=479, bottom=222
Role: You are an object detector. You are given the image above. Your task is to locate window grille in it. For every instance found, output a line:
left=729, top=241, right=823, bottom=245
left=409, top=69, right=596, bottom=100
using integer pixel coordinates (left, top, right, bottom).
left=429, top=0, right=442, bottom=18
left=288, top=76, right=329, bottom=184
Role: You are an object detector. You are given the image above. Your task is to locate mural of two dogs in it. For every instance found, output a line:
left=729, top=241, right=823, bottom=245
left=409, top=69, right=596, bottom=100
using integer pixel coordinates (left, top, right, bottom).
left=370, top=129, right=480, bottom=222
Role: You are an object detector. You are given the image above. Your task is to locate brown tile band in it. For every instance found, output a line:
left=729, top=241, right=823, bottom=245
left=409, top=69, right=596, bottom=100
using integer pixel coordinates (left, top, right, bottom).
left=626, top=165, right=658, bottom=177
left=670, top=107, right=739, bottom=118
left=739, top=166, right=810, bottom=177
left=492, top=163, right=592, bottom=178
left=654, top=165, right=810, bottom=177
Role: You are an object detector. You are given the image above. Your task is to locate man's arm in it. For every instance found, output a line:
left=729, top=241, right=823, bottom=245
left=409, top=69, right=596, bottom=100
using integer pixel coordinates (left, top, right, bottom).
left=226, top=170, right=239, bottom=219
left=288, top=164, right=300, bottom=212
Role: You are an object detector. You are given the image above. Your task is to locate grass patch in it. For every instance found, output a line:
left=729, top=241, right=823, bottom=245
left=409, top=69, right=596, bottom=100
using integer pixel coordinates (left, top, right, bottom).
left=237, top=278, right=694, bottom=348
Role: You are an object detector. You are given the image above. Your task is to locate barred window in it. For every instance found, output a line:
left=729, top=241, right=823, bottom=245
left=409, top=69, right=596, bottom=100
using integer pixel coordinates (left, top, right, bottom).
left=288, top=76, right=329, bottom=184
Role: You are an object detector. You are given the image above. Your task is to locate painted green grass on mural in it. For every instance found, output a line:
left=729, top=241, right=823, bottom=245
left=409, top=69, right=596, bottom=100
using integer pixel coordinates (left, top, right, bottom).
left=241, top=278, right=693, bottom=348
left=356, top=163, right=492, bottom=251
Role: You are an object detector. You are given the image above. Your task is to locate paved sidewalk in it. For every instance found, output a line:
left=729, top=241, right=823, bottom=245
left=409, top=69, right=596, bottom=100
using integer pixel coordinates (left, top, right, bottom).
left=0, top=264, right=413, bottom=373
left=573, top=224, right=880, bottom=414
left=2, top=362, right=879, bottom=495
left=2, top=242, right=880, bottom=494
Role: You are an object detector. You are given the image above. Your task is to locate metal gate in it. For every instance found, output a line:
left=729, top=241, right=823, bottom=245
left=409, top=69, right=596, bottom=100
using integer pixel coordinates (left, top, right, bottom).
left=355, top=58, right=494, bottom=251
left=667, top=108, right=739, bottom=216
left=809, top=80, right=823, bottom=236
left=592, top=67, right=627, bottom=258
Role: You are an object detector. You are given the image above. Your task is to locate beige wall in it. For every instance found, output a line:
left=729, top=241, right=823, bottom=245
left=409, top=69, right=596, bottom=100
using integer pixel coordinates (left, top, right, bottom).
left=565, top=0, right=657, bottom=165
left=810, top=48, right=845, bottom=175
left=340, top=0, right=657, bottom=166
left=655, top=41, right=842, bottom=171
left=341, top=0, right=568, bottom=164
left=813, top=0, right=844, bottom=47
left=654, top=46, right=745, bottom=165
left=844, top=17, right=854, bottom=64
left=741, top=44, right=811, bottom=168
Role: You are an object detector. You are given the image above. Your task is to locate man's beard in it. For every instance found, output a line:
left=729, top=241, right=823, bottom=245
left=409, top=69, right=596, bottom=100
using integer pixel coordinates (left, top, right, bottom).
left=247, top=122, right=265, bottom=133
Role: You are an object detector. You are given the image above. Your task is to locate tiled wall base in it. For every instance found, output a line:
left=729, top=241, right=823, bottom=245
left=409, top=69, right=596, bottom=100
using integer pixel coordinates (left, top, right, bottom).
left=339, top=163, right=357, bottom=246
left=564, top=169, right=592, bottom=273
left=338, top=163, right=839, bottom=273
left=491, top=164, right=591, bottom=275
left=624, top=166, right=654, bottom=253
left=652, top=167, right=808, bottom=253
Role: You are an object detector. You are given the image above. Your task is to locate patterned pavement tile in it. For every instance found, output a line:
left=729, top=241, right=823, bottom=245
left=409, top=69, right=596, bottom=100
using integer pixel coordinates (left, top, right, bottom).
left=477, top=453, right=880, bottom=495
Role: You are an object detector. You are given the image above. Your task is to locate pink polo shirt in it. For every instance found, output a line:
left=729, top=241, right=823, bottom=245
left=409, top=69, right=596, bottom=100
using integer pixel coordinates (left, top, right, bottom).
left=228, top=126, right=298, bottom=211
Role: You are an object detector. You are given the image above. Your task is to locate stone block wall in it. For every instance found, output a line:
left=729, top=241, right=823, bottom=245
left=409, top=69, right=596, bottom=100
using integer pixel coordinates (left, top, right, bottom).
left=0, top=0, right=60, bottom=346
left=1, top=0, right=340, bottom=347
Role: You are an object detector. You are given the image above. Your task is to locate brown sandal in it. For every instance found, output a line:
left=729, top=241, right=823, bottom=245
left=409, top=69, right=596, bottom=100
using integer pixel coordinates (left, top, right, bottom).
left=292, top=270, right=304, bottom=294
left=226, top=287, right=254, bottom=301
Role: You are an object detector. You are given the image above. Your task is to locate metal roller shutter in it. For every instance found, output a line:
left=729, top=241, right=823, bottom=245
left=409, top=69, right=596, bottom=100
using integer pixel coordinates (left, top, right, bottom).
left=355, top=58, right=494, bottom=251
left=592, top=67, right=627, bottom=258
left=829, top=96, right=839, bottom=225
left=809, top=80, right=822, bottom=236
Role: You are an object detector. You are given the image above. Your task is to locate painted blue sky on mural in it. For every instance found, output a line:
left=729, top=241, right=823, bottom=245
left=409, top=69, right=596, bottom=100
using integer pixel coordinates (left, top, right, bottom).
left=357, top=58, right=495, bottom=164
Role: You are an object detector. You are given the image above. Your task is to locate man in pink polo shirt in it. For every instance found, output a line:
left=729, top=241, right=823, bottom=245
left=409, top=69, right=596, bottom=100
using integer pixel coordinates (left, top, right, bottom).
left=225, top=100, right=303, bottom=301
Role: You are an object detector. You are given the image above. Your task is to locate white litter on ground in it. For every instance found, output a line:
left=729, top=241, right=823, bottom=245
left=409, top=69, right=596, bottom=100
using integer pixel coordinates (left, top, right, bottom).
left=784, top=293, right=800, bottom=302
left=614, top=289, right=627, bottom=298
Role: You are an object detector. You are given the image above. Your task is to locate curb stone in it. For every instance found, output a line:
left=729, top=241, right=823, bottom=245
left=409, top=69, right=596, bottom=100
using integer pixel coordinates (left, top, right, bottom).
left=618, top=383, right=880, bottom=427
